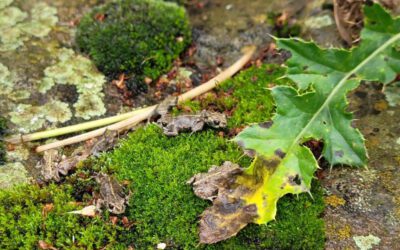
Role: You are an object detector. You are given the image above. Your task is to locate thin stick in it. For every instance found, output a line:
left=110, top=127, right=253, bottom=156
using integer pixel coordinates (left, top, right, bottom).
left=6, top=107, right=153, bottom=144
left=36, top=45, right=256, bottom=153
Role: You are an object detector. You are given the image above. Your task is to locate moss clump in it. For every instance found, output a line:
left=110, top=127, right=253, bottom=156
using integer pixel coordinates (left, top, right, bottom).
left=99, top=125, right=325, bottom=249
left=76, top=0, right=191, bottom=91
left=0, top=184, right=128, bottom=249
left=178, top=64, right=293, bottom=128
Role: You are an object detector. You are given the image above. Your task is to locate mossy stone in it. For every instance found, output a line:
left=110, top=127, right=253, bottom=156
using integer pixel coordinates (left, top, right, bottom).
left=76, top=0, right=191, bottom=92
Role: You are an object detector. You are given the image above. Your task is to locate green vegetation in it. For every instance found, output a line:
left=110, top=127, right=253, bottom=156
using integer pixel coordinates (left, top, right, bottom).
left=0, top=64, right=325, bottom=249
left=101, top=125, right=325, bottom=249
left=0, top=184, right=128, bottom=249
left=223, top=4, right=400, bottom=235
left=76, top=0, right=191, bottom=92
left=177, top=64, right=293, bottom=128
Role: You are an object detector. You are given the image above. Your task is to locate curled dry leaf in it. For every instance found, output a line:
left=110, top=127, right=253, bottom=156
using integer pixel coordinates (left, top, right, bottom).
left=42, top=203, right=54, bottom=218
left=37, top=131, right=121, bottom=181
left=95, top=173, right=130, bottom=214
left=333, top=0, right=364, bottom=45
left=68, top=205, right=97, bottom=217
left=38, top=240, right=58, bottom=250
left=90, top=130, right=119, bottom=157
left=37, top=148, right=89, bottom=182
left=188, top=161, right=258, bottom=244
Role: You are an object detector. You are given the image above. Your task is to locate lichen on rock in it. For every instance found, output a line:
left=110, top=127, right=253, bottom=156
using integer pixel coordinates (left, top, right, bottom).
left=353, top=234, right=381, bottom=250
left=9, top=100, right=72, bottom=133
left=0, top=62, right=16, bottom=95
left=0, top=1, right=58, bottom=51
left=0, top=162, right=28, bottom=189
left=39, top=48, right=106, bottom=120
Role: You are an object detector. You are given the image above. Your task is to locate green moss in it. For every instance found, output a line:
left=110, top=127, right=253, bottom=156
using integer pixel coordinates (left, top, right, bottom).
left=0, top=184, right=128, bottom=249
left=178, top=64, right=294, bottom=128
left=98, top=124, right=325, bottom=249
left=76, top=0, right=191, bottom=91
left=0, top=64, right=324, bottom=249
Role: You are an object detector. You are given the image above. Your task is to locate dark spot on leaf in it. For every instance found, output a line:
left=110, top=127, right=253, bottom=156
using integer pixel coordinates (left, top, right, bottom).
left=288, top=175, right=302, bottom=186
left=259, top=121, right=273, bottom=129
left=274, top=149, right=286, bottom=159
left=354, top=91, right=367, bottom=99
left=293, top=175, right=301, bottom=185
left=335, top=150, right=344, bottom=158
left=303, top=66, right=308, bottom=70
left=322, top=120, right=327, bottom=125
left=384, top=56, right=389, bottom=62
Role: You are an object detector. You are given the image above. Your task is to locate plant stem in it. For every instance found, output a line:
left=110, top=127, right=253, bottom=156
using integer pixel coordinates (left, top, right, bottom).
left=34, top=45, right=256, bottom=152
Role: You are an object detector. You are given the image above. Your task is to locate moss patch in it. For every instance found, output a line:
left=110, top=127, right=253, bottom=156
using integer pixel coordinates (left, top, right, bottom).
left=0, top=64, right=325, bottom=249
left=178, top=64, right=293, bottom=128
left=0, top=184, right=127, bottom=249
left=76, top=0, right=191, bottom=91
left=99, top=125, right=325, bottom=249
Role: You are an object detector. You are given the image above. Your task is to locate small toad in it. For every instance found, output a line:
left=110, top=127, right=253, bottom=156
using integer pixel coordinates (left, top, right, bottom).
left=157, top=110, right=227, bottom=136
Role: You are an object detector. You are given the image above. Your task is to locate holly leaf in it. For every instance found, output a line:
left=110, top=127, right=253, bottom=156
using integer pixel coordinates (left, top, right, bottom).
left=193, top=4, right=400, bottom=244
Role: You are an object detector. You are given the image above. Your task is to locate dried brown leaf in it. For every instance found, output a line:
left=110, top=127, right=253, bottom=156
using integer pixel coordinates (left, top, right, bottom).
left=95, top=173, right=129, bottom=214
left=188, top=161, right=258, bottom=244
left=68, top=205, right=97, bottom=217
left=38, top=240, right=58, bottom=250
left=333, top=0, right=364, bottom=45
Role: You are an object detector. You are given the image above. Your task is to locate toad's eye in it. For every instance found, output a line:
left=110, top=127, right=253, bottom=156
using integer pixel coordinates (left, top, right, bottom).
left=162, top=121, right=168, bottom=126
left=214, top=120, right=220, bottom=125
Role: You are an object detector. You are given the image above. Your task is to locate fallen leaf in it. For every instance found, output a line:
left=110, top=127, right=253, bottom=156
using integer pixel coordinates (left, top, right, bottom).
left=188, top=162, right=258, bottom=244
left=38, top=240, right=58, bottom=250
left=95, top=173, right=129, bottom=214
left=68, top=205, right=97, bottom=217
left=42, top=203, right=54, bottom=218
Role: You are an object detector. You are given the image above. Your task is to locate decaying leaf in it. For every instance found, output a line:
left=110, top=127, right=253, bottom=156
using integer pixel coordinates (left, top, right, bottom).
left=68, top=205, right=97, bottom=217
left=333, top=0, right=364, bottom=45
left=37, top=131, right=121, bottom=181
left=38, top=240, right=58, bottom=250
left=95, top=173, right=129, bottom=214
left=90, top=130, right=119, bottom=157
left=192, top=4, right=400, bottom=244
left=187, top=161, right=242, bottom=201
left=149, top=95, right=179, bottom=122
left=188, top=161, right=258, bottom=244
left=37, top=148, right=89, bottom=182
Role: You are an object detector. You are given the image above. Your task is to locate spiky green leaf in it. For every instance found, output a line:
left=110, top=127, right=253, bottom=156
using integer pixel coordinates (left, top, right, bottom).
left=233, top=3, right=400, bottom=224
